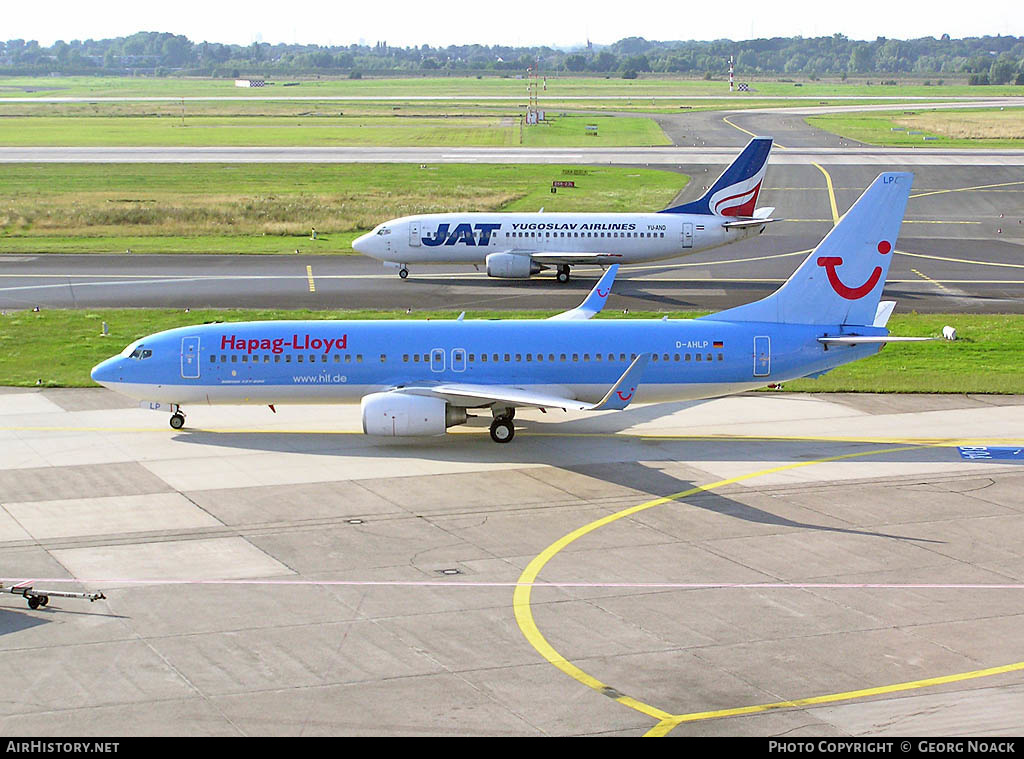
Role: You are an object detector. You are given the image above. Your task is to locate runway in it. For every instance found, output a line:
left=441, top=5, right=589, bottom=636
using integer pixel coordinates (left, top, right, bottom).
left=2, top=388, right=1023, bottom=735
left=2, top=164, right=1021, bottom=314
left=2, top=145, right=1023, bottom=165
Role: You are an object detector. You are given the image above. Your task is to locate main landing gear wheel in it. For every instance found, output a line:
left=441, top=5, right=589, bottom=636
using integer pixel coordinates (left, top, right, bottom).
left=556, top=265, right=571, bottom=284
left=169, top=412, right=185, bottom=430
left=398, top=267, right=409, bottom=279
left=489, top=418, right=515, bottom=444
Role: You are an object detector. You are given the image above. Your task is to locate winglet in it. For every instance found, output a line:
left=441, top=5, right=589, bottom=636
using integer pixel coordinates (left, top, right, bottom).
left=548, top=265, right=619, bottom=321
left=588, top=352, right=649, bottom=411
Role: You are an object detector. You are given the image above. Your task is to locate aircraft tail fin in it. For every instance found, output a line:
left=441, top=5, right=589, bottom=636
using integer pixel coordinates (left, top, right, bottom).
left=704, top=172, right=913, bottom=326
left=659, top=137, right=773, bottom=217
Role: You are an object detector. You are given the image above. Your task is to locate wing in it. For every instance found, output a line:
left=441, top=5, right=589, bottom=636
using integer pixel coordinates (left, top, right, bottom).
left=530, top=251, right=626, bottom=266
left=394, top=353, right=650, bottom=412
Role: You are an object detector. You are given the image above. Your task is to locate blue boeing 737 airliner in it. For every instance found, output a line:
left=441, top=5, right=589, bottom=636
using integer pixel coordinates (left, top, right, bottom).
left=92, top=172, right=926, bottom=443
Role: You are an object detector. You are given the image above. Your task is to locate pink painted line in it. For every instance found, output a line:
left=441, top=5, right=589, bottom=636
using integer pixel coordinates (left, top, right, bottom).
left=6, top=579, right=1024, bottom=590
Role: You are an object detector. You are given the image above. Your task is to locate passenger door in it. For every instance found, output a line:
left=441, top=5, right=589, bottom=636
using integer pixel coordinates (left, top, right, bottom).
left=753, top=336, right=771, bottom=377
left=181, top=336, right=200, bottom=379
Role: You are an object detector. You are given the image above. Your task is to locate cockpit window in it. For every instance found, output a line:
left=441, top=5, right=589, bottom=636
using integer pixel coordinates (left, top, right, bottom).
left=128, top=347, right=153, bottom=360
left=376, top=226, right=391, bottom=236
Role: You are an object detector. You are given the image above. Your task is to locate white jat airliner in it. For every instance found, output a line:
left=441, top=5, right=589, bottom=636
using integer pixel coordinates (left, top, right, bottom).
left=352, top=137, right=777, bottom=283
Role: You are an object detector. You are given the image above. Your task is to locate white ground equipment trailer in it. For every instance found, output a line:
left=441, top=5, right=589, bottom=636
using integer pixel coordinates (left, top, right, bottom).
left=2, top=580, right=105, bottom=609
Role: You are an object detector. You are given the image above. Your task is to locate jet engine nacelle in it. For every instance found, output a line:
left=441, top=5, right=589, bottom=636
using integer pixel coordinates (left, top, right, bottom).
left=485, top=252, right=541, bottom=279
left=360, top=392, right=468, bottom=437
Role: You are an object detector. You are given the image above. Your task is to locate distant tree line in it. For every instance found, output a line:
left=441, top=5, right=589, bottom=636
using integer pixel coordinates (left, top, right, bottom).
left=2, top=31, right=1024, bottom=84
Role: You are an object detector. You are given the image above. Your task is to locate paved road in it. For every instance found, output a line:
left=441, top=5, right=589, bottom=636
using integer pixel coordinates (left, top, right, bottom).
left=1, top=145, right=1022, bottom=165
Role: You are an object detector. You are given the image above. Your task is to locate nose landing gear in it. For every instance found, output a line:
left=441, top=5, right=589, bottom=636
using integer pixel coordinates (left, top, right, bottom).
left=169, top=404, right=186, bottom=430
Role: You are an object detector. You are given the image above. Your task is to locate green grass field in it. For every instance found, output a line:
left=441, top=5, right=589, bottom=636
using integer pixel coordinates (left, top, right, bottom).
left=0, top=113, right=669, bottom=147
left=0, top=308, right=1018, bottom=393
left=807, top=107, right=1024, bottom=148
left=0, top=163, right=686, bottom=254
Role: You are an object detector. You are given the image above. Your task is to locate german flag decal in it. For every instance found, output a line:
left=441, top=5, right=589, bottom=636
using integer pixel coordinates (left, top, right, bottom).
left=713, top=341, right=724, bottom=348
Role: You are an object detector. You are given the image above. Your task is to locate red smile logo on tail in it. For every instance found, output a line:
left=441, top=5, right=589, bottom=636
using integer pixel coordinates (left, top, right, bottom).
left=616, top=388, right=635, bottom=402
left=816, top=241, right=891, bottom=300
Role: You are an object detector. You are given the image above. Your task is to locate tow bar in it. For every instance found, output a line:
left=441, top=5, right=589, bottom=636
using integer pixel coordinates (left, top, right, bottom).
left=2, top=581, right=106, bottom=610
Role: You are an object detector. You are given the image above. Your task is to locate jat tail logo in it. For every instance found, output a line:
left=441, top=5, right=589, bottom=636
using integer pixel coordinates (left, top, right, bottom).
left=711, top=179, right=763, bottom=217
left=817, top=241, right=891, bottom=300
left=423, top=222, right=501, bottom=247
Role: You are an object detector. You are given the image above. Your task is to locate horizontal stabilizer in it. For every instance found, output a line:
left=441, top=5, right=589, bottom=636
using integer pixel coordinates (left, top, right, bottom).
left=722, top=217, right=780, bottom=229
left=818, top=336, right=935, bottom=345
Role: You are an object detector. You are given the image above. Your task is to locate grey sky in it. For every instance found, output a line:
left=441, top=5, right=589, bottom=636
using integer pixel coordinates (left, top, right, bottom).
left=7, top=0, right=1023, bottom=48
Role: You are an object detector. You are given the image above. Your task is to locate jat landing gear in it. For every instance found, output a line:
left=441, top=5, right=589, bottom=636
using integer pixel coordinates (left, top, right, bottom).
left=556, top=265, right=571, bottom=284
